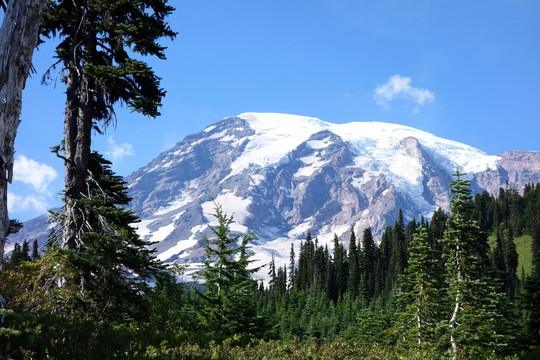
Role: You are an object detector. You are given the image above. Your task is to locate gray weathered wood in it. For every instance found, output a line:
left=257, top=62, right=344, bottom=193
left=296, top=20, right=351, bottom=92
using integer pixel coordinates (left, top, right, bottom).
left=0, top=0, right=46, bottom=264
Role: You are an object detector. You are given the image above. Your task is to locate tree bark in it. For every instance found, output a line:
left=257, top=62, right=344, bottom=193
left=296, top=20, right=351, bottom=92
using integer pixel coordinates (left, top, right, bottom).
left=60, top=2, right=95, bottom=250
left=0, top=0, right=46, bottom=265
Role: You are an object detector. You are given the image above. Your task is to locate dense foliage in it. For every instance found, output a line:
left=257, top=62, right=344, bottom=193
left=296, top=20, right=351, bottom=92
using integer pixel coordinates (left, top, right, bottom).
left=1, top=174, right=540, bottom=358
left=40, top=0, right=175, bottom=250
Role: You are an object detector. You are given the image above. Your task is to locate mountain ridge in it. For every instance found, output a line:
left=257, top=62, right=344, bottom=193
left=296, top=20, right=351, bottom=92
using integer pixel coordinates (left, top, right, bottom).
left=7, top=113, right=540, bottom=279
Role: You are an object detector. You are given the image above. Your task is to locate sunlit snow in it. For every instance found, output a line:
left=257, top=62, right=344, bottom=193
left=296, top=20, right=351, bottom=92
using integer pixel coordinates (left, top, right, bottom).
left=201, top=192, right=252, bottom=233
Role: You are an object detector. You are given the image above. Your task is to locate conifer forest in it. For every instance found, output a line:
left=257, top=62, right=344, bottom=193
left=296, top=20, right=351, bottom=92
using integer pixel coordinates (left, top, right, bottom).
left=2, top=164, right=540, bottom=359
left=1, top=1, right=540, bottom=359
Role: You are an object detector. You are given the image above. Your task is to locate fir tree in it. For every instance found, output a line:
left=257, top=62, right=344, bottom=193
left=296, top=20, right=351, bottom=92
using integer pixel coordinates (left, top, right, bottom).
left=396, top=226, right=441, bottom=350
left=362, top=227, right=377, bottom=298
left=441, top=169, right=511, bottom=358
left=503, top=226, right=519, bottom=295
left=522, top=214, right=540, bottom=345
left=288, top=242, right=295, bottom=291
left=31, top=239, right=40, bottom=261
left=41, top=0, right=176, bottom=250
left=49, top=152, right=162, bottom=321
left=332, top=233, right=348, bottom=299
left=20, top=240, right=30, bottom=262
left=9, top=243, right=21, bottom=265
left=196, top=204, right=263, bottom=337
left=347, top=227, right=359, bottom=297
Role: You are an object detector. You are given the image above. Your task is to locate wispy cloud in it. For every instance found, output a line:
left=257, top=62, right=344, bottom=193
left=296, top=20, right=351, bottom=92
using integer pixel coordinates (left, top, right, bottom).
left=106, top=137, right=134, bottom=164
left=374, top=75, right=435, bottom=110
left=9, top=156, right=59, bottom=217
left=13, top=155, right=58, bottom=193
left=8, top=192, right=49, bottom=213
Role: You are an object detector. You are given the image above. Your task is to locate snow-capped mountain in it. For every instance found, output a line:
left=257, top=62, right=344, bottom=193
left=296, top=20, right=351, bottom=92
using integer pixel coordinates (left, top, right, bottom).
left=123, top=112, right=539, bottom=277
left=8, top=113, right=540, bottom=278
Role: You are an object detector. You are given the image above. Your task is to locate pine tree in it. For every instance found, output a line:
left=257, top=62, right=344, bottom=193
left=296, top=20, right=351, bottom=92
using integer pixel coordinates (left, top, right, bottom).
left=396, top=226, right=442, bottom=350
left=441, top=169, right=511, bottom=358
left=288, top=242, right=295, bottom=291
left=332, top=234, right=348, bottom=299
left=49, top=152, right=162, bottom=321
left=41, top=0, right=176, bottom=250
left=196, top=204, right=263, bottom=337
left=503, top=226, right=519, bottom=295
left=347, top=227, right=359, bottom=297
left=31, top=239, right=40, bottom=260
left=522, top=214, right=540, bottom=345
left=362, top=227, right=377, bottom=298
left=9, top=243, right=21, bottom=265
left=268, top=253, right=277, bottom=290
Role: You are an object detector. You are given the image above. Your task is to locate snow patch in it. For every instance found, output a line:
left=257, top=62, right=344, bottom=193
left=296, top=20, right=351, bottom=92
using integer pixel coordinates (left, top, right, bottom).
left=203, top=125, right=217, bottom=133
left=154, top=193, right=193, bottom=216
left=157, top=239, right=198, bottom=261
left=201, top=192, right=252, bottom=229
left=150, top=222, right=176, bottom=243
left=249, top=174, right=265, bottom=186
left=227, top=113, right=331, bottom=177
left=307, top=138, right=332, bottom=149
left=294, top=159, right=329, bottom=177
left=135, top=218, right=158, bottom=239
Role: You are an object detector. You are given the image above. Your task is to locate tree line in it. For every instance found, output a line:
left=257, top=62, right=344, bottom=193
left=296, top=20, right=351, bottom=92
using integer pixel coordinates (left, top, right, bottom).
left=257, top=174, right=540, bottom=358
left=1, top=169, right=539, bottom=359
left=1, top=1, right=540, bottom=358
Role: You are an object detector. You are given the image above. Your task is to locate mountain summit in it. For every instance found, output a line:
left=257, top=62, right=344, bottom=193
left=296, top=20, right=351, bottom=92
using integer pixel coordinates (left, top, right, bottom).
left=8, top=113, right=540, bottom=278
left=122, top=112, right=540, bottom=277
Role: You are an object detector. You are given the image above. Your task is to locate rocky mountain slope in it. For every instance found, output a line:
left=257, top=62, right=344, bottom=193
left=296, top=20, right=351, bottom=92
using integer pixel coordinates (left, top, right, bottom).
left=8, top=113, right=540, bottom=278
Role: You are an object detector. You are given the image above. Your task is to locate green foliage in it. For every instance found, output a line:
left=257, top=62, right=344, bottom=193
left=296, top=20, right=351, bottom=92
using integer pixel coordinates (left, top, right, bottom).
left=40, top=0, right=176, bottom=124
left=515, top=234, right=533, bottom=278
left=195, top=204, right=264, bottom=338
left=2, top=171, right=538, bottom=358
left=440, top=169, right=515, bottom=357
left=396, top=226, right=443, bottom=351
left=49, top=152, right=162, bottom=321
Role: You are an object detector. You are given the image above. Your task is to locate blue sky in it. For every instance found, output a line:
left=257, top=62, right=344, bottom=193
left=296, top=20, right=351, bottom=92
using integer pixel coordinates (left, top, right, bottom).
left=4, top=0, right=540, bottom=221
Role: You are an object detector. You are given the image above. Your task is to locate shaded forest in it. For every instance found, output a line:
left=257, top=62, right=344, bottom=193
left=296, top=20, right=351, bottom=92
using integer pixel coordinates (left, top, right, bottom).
left=2, top=169, right=540, bottom=359
left=1, top=1, right=539, bottom=359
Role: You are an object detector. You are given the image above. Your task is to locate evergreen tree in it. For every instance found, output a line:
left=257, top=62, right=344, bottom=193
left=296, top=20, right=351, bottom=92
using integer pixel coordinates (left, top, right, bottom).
left=20, top=240, right=30, bottom=262
left=361, top=227, right=377, bottom=298
left=503, top=226, right=519, bottom=295
left=441, top=169, right=510, bottom=358
left=268, top=253, right=277, bottom=290
left=491, top=224, right=507, bottom=279
left=396, top=226, right=442, bottom=350
left=9, top=243, right=21, bottom=265
left=31, top=239, right=40, bottom=260
left=332, top=234, right=348, bottom=299
left=41, top=0, right=176, bottom=250
left=379, top=225, right=394, bottom=298
left=288, top=242, right=295, bottom=291
left=196, top=204, right=263, bottom=337
left=347, top=227, right=359, bottom=297
left=49, top=152, right=162, bottom=321
left=522, top=215, right=540, bottom=345
left=389, top=210, right=407, bottom=283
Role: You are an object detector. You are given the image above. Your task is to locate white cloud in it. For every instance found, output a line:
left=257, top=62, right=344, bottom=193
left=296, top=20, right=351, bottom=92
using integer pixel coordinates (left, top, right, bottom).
left=106, top=137, right=134, bottom=164
left=374, top=75, right=435, bottom=109
left=8, top=192, right=49, bottom=213
left=13, top=155, right=58, bottom=193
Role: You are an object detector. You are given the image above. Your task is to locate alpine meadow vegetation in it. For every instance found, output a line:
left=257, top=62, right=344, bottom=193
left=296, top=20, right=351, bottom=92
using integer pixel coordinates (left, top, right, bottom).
left=2, top=2, right=540, bottom=358
left=3, top=171, right=540, bottom=358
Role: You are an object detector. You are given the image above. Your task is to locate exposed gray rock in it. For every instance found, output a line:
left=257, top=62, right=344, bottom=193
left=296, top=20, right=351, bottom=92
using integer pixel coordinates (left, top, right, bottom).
left=7, top=113, right=540, bottom=278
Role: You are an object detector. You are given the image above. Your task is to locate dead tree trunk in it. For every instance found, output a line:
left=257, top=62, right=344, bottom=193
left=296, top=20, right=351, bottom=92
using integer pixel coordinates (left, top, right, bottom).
left=0, top=0, right=46, bottom=265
